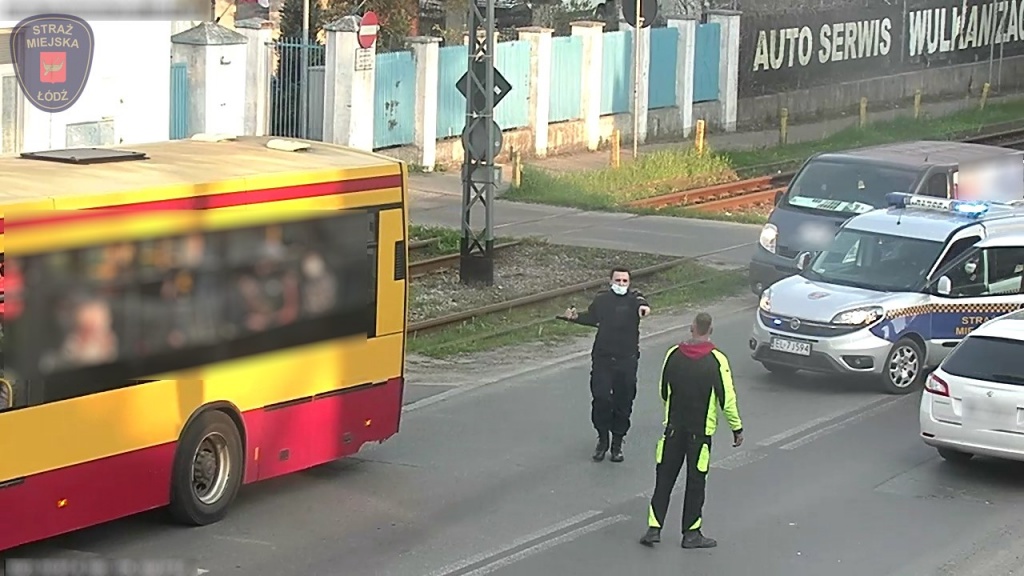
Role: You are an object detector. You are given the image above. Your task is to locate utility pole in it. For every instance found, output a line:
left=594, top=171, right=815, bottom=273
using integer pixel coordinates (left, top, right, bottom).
left=456, top=0, right=511, bottom=285
left=299, top=0, right=310, bottom=139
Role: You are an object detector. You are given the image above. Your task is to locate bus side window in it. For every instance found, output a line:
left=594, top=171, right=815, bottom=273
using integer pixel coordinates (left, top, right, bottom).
left=923, top=173, right=949, bottom=198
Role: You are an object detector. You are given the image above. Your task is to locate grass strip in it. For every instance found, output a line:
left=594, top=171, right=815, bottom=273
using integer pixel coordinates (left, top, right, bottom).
left=407, top=261, right=747, bottom=359
left=409, top=224, right=515, bottom=259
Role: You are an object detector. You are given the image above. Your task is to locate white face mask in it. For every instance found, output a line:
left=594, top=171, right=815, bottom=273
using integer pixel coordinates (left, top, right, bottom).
left=611, top=283, right=628, bottom=295
left=965, top=260, right=977, bottom=275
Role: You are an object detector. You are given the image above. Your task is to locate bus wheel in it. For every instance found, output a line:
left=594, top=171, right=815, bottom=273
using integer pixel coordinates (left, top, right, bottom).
left=169, top=410, right=244, bottom=526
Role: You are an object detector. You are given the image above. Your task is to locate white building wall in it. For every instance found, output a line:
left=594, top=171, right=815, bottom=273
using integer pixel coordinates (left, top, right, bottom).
left=0, top=19, right=173, bottom=153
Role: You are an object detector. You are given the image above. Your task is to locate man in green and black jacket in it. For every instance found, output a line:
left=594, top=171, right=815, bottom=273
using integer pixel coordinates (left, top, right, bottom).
left=639, top=312, right=744, bottom=549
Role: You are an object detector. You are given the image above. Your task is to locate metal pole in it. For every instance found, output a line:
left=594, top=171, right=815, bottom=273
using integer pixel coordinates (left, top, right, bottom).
left=632, top=1, right=642, bottom=161
left=300, top=0, right=310, bottom=139
left=987, top=0, right=995, bottom=87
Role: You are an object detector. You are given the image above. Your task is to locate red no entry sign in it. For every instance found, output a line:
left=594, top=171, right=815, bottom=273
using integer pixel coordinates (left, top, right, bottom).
left=358, top=11, right=378, bottom=49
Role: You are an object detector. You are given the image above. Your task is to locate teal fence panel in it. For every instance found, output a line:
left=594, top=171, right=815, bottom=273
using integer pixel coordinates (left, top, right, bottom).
left=600, top=30, right=631, bottom=116
left=435, top=41, right=532, bottom=139
left=494, top=40, right=531, bottom=129
left=169, top=62, right=189, bottom=139
left=374, top=50, right=416, bottom=148
left=693, top=23, right=721, bottom=103
left=548, top=36, right=583, bottom=123
left=436, top=44, right=468, bottom=139
left=648, top=27, right=678, bottom=109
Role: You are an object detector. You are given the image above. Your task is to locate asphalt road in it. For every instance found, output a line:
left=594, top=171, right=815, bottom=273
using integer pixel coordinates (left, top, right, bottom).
left=409, top=175, right=762, bottom=267
left=9, top=302, right=1024, bottom=576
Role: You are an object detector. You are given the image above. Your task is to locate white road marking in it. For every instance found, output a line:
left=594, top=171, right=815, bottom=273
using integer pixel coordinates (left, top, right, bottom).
left=426, top=510, right=603, bottom=576
left=458, top=515, right=629, bottom=576
left=755, top=396, right=893, bottom=448
left=778, top=396, right=910, bottom=451
left=712, top=449, right=769, bottom=470
left=212, top=534, right=275, bottom=547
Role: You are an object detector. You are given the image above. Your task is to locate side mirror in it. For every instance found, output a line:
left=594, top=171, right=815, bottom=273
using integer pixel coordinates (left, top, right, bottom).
left=936, top=276, right=952, bottom=296
left=774, top=190, right=783, bottom=205
left=796, top=251, right=812, bottom=271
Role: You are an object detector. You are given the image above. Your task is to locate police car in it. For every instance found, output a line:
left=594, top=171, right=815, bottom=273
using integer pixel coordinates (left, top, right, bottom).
left=749, top=192, right=1024, bottom=394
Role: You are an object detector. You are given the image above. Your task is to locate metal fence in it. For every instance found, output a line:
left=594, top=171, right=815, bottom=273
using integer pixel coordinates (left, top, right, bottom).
left=169, top=63, right=189, bottom=139
left=549, top=35, right=584, bottom=122
left=268, top=38, right=326, bottom=139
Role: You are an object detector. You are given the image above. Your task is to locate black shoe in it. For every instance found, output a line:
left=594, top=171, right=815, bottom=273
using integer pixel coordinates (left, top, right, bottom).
left=609, top=435, right=624, bottom=462
left=682, top=529, right=717, bottom=549
left=593, top=433, right=609, bottom=461
left=639, top=527, right=661, bottom=547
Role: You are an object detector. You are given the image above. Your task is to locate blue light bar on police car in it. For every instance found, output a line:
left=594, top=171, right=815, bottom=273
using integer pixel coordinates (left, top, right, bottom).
left=885, top=192, right=991, bottom=217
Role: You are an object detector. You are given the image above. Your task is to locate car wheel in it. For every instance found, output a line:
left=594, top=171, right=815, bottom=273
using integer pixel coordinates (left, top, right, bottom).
left=881, top=337, right=924, bottom=394
left=762, top=362, right=798, bottom=376
left=937, top=447, right=973, bottom=464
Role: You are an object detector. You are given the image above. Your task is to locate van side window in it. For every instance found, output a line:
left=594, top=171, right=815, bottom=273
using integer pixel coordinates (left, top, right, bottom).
left=923, top=173, right=949, bottom=198
left=986, top=247, right=1024, bottom=295
left=935, top=236, right=980, bottom=273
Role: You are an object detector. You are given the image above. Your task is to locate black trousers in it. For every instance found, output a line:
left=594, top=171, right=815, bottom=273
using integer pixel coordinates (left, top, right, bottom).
left=647, top=429, right=711, bottom=533
left=589, top=353, right=638, bottom=438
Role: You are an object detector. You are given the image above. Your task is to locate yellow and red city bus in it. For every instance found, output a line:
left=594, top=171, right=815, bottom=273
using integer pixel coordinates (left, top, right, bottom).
left=0, top=136, right=410, bottom=551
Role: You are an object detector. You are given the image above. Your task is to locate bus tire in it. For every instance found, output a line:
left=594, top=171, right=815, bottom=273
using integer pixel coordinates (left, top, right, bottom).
left=169, top=410, right=244, bottom=526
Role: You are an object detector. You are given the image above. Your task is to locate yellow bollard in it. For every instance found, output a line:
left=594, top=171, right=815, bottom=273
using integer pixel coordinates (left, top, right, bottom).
left=511, top=150, right=522, bottom=188
left=859, top=97, right=868, bottom=128
left=779, top=108, right=789, bottom=145
left=980, top=82, right=990, bottom=110
left=695, top=119, right=706, bottom=155
left=914, top=89, right=921, bottom=119
left=611, top=129, right=621, bottom=169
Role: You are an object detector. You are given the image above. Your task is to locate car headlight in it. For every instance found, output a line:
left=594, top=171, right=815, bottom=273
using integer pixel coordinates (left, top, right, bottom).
left=830, top=306, right=884, bottom=325
left=759, top=288, right=771, bottom=312
left=758, top=223, right=778, bottom=254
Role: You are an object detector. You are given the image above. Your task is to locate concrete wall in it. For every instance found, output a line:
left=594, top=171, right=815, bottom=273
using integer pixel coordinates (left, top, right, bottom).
left=738, top=54, right=1024, bottom=129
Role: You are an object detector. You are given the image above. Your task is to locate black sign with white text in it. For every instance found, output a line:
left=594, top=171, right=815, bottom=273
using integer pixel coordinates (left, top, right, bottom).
left=739, top=0, right=1024, bottom=96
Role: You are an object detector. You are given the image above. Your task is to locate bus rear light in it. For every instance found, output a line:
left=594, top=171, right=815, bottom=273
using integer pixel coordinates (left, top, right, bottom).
left=364, top=419, right=372, bottom=427
left=925, top=373, right=950, bottom=397
left=57, top=498, right=68, bottom=508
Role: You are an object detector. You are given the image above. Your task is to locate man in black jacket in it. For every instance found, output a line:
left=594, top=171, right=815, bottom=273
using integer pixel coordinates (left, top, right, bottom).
left=639, top=312, right=743, bottom=549
left=564, top=267, right=650, bottom=462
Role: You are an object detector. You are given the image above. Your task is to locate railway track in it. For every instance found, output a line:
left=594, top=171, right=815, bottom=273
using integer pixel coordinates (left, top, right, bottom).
left=406, top=242, right=753, bottom=336
left=627, top=125, right=1024, bottom=213
left=409, top=240, right=522, bottom=278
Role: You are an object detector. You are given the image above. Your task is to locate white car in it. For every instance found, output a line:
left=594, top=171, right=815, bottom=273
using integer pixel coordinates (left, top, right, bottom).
left=920, top=309, right=1024, bottom=463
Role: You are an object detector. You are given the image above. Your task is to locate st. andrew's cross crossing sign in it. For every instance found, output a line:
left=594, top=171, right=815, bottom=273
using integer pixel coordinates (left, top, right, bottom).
left=358, top=11, right=378, bottom=49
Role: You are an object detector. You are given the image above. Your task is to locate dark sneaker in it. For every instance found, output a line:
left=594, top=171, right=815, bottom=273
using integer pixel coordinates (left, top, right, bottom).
left=682, top=530, right=717, bottom=549
left=609, top=435, right=624, bottom=462
left=593, top=433, right=609, bottom=461
left=639, top=527, right=661, bottom=547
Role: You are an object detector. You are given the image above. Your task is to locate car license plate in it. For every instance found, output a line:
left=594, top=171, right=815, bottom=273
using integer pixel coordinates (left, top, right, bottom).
left=770, top=336, right=811, bottom=356
left=962, top=396, right=1018, bottom=428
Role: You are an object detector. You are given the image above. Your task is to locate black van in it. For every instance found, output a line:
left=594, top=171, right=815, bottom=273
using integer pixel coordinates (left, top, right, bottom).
left=748, top=141, right=1024, bottom=295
